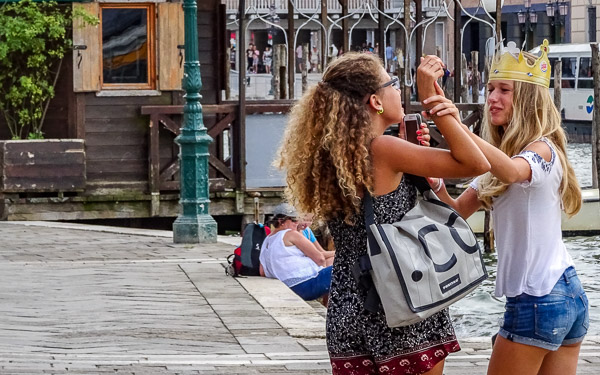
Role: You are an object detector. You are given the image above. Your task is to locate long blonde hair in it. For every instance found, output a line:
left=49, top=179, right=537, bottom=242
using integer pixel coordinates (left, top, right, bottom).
left=478, top=57, right=581, bottom=216
left=277, top=53, right=384, bottom=223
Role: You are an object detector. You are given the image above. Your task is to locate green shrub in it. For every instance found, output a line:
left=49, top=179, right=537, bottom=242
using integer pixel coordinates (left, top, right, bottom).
left=0, top=0, right=97, bottom=139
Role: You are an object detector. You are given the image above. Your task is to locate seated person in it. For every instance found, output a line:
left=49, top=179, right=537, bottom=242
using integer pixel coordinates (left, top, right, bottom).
left=297, top=213, right=335, bottom=267
left=259, top=203, right=332, bottom=303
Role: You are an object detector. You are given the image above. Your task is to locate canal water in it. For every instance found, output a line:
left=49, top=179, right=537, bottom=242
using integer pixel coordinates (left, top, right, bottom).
left=451, top=142, right=599, bottom=337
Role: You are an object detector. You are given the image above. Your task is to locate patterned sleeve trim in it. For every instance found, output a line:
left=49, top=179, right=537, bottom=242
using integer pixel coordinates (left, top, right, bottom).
left=511, top=137, right=556, bottom=187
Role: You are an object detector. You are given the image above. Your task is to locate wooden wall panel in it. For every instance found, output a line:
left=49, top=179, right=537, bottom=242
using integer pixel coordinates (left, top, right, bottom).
left=158, top=2, right=184, bottom=91
left=72, top=3, right=100, bottom=92
left=84, top=92, right=172, bottom=184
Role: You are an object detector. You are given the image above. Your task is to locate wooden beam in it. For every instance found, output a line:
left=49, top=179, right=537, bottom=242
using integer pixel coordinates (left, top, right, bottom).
left=378, top=0, right=385, bottom=62
left=340, top=0, right=349, bottom=52
left=454, top=0, right=461, bottom=103
left=207, top=112, right=235, bottom=138
left=288, top=0, right=294, bottom=100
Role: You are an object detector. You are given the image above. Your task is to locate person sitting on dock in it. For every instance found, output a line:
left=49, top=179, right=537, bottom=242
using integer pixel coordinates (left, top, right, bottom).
left=259, top=203, right=333, bottom=303
left=423, top=40, right=588, bottom=375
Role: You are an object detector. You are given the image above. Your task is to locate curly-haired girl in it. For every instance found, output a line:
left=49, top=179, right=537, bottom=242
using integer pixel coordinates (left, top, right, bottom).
left=277, top=52, right=490, bottom=375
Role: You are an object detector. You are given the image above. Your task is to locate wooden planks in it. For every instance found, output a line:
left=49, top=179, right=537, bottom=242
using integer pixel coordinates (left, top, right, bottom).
left=0, top=139, right=86, bottom=192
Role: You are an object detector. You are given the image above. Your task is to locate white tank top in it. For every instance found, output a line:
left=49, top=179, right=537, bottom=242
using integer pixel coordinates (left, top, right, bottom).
left=259, top=229, right=323, bottom=287
left=471, top=138, right=574, bottom=298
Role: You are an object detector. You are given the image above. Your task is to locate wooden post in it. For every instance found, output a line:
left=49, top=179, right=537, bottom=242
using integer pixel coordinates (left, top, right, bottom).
left=454, top=0, right=461, bottom=103
left=287, top=0, right=294, bottom=99
left=321, top=0, right=329, bottom=73
left=340, top=0, right=349, bottom=53
left=554, top=60, right=562, bottom=117
left=302, top=43, right=309, bottom=93
left=378, top=0, right=385, bottom=62
left=273, top=44, right=281, bottom=99
left=460, top=53, right=468, bottom=104
left=403, top=0, right=411, bottom=111
left=471, top=51, right=479, bottom=103
left=591, top=43, right=600, bottom=189
left=496, top=0, right=502, bottom=42
left=415, top=0, right=422, bottom=100
left=225, top=45, right=231, bottom=99
left=484, top=211, right=495, bottom=253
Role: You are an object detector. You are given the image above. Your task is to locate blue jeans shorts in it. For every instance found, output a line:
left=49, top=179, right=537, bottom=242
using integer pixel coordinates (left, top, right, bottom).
left=290, top=266, right=332, bottom=301
left=499, top=266, right=589, bottom=351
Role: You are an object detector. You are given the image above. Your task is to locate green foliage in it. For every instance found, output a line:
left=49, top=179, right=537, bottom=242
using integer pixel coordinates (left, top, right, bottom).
left=0, top=0, right=97, bottom=139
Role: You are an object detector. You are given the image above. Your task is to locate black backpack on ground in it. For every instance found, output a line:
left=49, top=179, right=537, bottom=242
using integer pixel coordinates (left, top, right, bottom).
left=225, top=223, right=270, bottom=277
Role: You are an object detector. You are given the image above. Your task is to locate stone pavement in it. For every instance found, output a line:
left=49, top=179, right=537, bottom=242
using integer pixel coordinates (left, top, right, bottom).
left=0, top=221, right=598, bottom=374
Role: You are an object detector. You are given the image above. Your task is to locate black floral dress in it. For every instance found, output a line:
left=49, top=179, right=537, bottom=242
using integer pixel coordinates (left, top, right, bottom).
left=326, top=177, right=460, bottom=375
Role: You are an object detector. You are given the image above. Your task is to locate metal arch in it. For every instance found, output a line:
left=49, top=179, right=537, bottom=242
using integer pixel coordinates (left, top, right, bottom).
left=455, top=0, right=497, bottom=41
left=244, top=6, right=289, bottom=51
left=293, top=14, right=327, bottom=60
left=326, top=3, right=370, bottom=53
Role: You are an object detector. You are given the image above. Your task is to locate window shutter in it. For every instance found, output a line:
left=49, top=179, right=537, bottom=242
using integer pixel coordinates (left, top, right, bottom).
left=158, top=2, right=185, bottom=91
left=72, top=3, right=101, bottom=92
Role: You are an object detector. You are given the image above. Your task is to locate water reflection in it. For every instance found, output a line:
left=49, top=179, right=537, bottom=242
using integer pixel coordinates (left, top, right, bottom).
left=452, top=143, right=597, bottom=337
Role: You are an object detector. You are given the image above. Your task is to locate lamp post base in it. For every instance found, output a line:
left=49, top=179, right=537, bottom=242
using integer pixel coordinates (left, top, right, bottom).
left=173, top=214, right=218, bottom=243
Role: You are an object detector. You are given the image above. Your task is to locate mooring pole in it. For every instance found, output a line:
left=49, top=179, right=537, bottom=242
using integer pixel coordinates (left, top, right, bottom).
left=591, top=43, right=600, bottom=189
left=173, top=0, right=217, bottom=243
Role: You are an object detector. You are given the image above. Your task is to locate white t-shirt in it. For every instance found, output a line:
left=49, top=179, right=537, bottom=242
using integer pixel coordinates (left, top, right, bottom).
left=470, top=138, right=573, bottom=298
left=259, top=229, right=323, bottom=287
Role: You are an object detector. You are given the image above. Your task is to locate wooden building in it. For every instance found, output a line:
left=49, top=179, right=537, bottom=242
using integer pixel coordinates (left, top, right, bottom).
left=0, top=0, right=287, bottom=230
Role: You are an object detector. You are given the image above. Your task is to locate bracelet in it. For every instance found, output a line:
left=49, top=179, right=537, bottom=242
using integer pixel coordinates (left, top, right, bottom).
left=432, top=178, right=445, bottom=193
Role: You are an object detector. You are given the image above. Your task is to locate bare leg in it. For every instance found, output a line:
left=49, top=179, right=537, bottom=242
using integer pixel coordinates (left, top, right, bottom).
left=537, top=342, right=582, bottom=375
left=488, top=335, right=548, bottom=375
left=423, top=359, right=445, bottom=375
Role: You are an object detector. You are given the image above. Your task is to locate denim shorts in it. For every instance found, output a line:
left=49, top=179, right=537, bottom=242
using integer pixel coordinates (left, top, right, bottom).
left=290, top=266, right=332, bottom=301
left=499, top=266, right=589, bottom=351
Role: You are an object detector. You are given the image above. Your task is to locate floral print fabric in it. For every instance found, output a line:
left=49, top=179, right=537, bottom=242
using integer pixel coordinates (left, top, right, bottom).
left=326, top=176, right=460, bottom=374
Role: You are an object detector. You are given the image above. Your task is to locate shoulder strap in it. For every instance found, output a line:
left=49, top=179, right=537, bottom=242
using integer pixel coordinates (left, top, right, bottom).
left=404, top=174, right=432, bottom=195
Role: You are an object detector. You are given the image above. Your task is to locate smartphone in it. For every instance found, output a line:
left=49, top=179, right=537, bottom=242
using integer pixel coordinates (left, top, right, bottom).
left=403, top=113, right=422, bottom=145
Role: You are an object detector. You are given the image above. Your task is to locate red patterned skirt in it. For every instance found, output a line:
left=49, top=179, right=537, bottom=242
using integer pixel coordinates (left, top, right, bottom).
left=330, top=340, right=460, bottom=375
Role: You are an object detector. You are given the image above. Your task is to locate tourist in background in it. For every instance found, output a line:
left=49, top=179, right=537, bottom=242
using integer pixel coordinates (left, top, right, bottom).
left=263, top=45, right=272, bottom=74
left=259, top=203, right=333, bottom=303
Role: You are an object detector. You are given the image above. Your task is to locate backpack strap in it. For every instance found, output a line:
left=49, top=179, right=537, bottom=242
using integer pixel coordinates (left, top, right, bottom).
left=240, top=223, right=257, bottom=268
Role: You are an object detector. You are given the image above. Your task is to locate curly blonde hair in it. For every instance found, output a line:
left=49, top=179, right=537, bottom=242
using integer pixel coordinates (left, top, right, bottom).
left=478, top=54, right=581, bottom=217
left=277, top=53, right=384, bottom=224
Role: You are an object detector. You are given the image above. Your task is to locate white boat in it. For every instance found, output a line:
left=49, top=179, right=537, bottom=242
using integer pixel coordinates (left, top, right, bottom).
left=467, top=188, right=600, bottom=235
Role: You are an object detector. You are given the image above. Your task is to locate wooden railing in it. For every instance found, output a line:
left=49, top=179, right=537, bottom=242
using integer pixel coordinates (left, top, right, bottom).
left=141, top=101, right=294, bottom=215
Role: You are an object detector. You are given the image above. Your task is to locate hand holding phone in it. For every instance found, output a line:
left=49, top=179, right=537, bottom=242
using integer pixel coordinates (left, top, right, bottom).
left=403, top=114, right=423, bottom=145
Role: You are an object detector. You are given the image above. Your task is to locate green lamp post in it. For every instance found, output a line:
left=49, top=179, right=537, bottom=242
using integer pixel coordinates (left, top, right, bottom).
left=172, top=0, right=217, bottom=243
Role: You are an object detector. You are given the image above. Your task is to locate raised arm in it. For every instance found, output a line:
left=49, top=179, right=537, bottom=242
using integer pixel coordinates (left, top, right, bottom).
left=370, top=56, right=490, bottom=179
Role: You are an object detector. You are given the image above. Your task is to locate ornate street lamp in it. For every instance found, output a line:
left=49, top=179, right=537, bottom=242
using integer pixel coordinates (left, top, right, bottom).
left=518, top=0, right=537, bottom=50
left=173, top=0, right=217, bottom=243
left=546, top=0, right=568, bottom=43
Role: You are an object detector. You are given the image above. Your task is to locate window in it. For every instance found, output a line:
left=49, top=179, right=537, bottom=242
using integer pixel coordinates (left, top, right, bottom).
left=100, top=4, right=155, bottom=89
left=73, top=2, right=184, bottom=93
left=578, top=57, right=593, bottom=89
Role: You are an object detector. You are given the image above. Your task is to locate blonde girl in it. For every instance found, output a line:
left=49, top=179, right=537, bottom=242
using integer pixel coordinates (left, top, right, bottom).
left=277, top=52, right=489, bottom=375
left=424, top=44, right=589, bottom=375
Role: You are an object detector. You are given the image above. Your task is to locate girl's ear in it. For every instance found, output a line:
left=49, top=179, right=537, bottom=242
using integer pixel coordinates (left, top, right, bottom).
left=367, top=94, right=382, bottom=110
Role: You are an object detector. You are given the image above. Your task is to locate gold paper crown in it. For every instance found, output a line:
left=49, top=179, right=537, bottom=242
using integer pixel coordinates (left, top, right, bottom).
left=489, top=39, right=551, bottom=88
